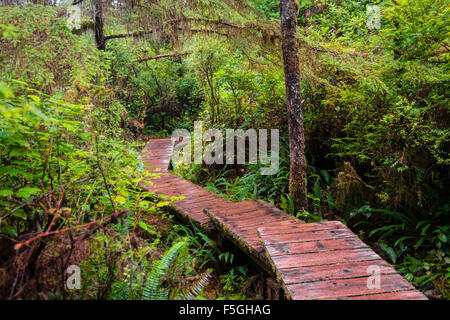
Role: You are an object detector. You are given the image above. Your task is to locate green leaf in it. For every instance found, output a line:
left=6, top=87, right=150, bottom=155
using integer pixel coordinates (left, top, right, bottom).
left=12, top=210, right=27, bottom=220
left=78, top=132, right=92, bottom=140
left=16, top=187, right=41, bottom=199
left=414, top=237, right=426, bottom=250
left=27, top=95, right=41, bottom=103
left=0, top=225, right=18, bottom=237
left=437, top=233, right=447, bottom=243
left=138, top=221, right=158, bottom=236
left=113, top=195, right=126, bottom=204
left=9, top=148, right=25, bottom=157
left=373, top=208, right=415, bottom=226
left=394, top=236, right=414, bottom=247
left=0, top=189, right=13, bottom=197
left=156, top=201, right=170, bottom=208
left=420, top=223, right=431, bottom=235
left=319, top=170, right=330, bottom=183
left=369, top=224, right=402, bottom=237
left=377, top=242, right=397, bottom=263
left=0, top=82, right=13, bottom=99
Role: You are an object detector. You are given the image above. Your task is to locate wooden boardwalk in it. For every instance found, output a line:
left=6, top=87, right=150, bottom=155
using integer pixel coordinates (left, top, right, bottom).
left=258, top=221, right=426, bottom=300
left=140, top=138, right=427, bottom=300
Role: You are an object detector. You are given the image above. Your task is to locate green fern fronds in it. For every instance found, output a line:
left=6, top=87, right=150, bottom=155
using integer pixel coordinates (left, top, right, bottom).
left=142, top=240, right=188, bottom=300
left=178, top=270, right=212, bottom=300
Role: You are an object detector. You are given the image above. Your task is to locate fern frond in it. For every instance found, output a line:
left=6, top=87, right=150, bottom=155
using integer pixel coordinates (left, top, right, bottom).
left=142, top=240, right=188, bottom=300
left=178, top=270, right=212, bottom=300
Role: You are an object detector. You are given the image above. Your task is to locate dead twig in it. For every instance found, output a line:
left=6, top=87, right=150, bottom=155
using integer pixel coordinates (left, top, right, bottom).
left=14, top=210, right=128, bottom=251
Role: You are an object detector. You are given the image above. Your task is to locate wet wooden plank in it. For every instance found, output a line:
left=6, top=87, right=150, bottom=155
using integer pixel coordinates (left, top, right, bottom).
left=254, top=220, right=344, bottom=235
left=205, top=206, right=288, bottom=273
left=175, top=198, right=231, bottom=212
left=286, top=274, right=416, bottom=300
left=262, top=237, right=368, bottom=256
left=341, top=290, right=428, bottom=300
left=269, top=248, right=381, bottom=269
left=232, top=213, right=297, bottom=232
left=279, top=260, right=398, bottom=285
left=142, top=175, right=180, bottom=187
left=217, top=216, right=295, bottom=241
left=219, top=210, right=283, bottom=223
left=176, top=194, right=230, bottom=207
left=262, top=229, right=355, bottom=244
left=141, top=139, right=242, bottom=229
left=258, top=221, right=426, bottom=300
left=154, top=181, right=206, bottom=196
left=141, top=139, right=213, bottom=227
left=204, top=200, right=268, bottom=217
left=232, top=218, right=297, bottom=234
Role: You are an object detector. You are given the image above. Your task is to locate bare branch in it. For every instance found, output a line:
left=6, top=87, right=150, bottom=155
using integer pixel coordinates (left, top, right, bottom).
left=134, top=51, right=190, bottom=63
left=104, top=30, right=153, bottom=42
left=14, top=210, right=128, bottom=251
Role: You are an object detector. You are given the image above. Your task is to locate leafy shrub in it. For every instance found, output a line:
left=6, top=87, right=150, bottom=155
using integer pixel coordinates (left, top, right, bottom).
left=0, top=4, right=107, bottom=93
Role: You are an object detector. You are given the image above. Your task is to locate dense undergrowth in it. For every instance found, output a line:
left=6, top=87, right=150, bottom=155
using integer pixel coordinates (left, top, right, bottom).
left=0, top=0, right=448, bottom=300
left=0, top=4, right=261, bottom=300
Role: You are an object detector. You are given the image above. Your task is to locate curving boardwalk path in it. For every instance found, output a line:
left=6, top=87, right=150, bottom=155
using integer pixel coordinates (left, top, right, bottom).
left=139, top=138, right=427, bottom=300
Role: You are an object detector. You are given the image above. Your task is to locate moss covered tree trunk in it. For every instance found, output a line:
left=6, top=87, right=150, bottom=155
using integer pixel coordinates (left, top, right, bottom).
left=92, top=0, right=105, bottom=50
left=280, top=0, right=308, bottom=211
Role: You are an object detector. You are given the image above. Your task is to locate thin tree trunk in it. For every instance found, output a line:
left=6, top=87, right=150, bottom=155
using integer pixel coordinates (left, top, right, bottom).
left=92, top=0, right=105, bottom=50
left=205, top=72, right=216, bottom=125
left=280, top=0, right=308, bottom=211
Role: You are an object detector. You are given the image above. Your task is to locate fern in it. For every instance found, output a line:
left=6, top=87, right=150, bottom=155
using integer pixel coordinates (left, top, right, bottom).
left=142, top=240, right=188, bottom=300
left=178, top=270, right=212, bottom=300
left=111, top=280, right=132, bottom=300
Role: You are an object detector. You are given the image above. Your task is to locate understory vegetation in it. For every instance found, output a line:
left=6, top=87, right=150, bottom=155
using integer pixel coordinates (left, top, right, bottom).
left=0, top=0, right=448, bottom=300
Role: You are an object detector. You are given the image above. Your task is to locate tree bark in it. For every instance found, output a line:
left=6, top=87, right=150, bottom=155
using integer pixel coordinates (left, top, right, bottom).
left=280, top=0, right=308, bottom=211
left=92, top=0, right=105, bottom=50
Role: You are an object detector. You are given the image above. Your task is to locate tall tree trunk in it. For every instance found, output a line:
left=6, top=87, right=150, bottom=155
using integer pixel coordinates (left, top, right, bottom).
left=92, top=0, right=105, bottom=50
left=280, top=0, right=308, bottom=211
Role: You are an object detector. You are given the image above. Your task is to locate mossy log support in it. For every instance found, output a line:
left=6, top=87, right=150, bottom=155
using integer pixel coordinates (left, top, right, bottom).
left=140, top=138, right=427, bottom=300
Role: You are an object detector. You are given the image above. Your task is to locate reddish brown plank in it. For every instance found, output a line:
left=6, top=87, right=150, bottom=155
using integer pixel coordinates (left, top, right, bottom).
left=258, top=221, right=426, bottom=300
left=341, top=290, right=428, bottom=300
left=205, top=200, right=268, bottom=217
left=279, top=260, right=398, bottom=285
left=219, top=210, right=283, bottom=223
left=257, top=220, right=345, bottom=235
left=260, top=237, right=367, bottom=256
left=269, top=248, right=381, bottom=269
left=217, top=217, right=295, bottom=241
left=233, top=218, right=297, bottom=235
left=286, top=274, right=416, bottom=300
left=176, top=194, right=230, bottom=207
left=141, top=139, right=212, bottom=226
left=262, top=229, right=355, bottom=244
